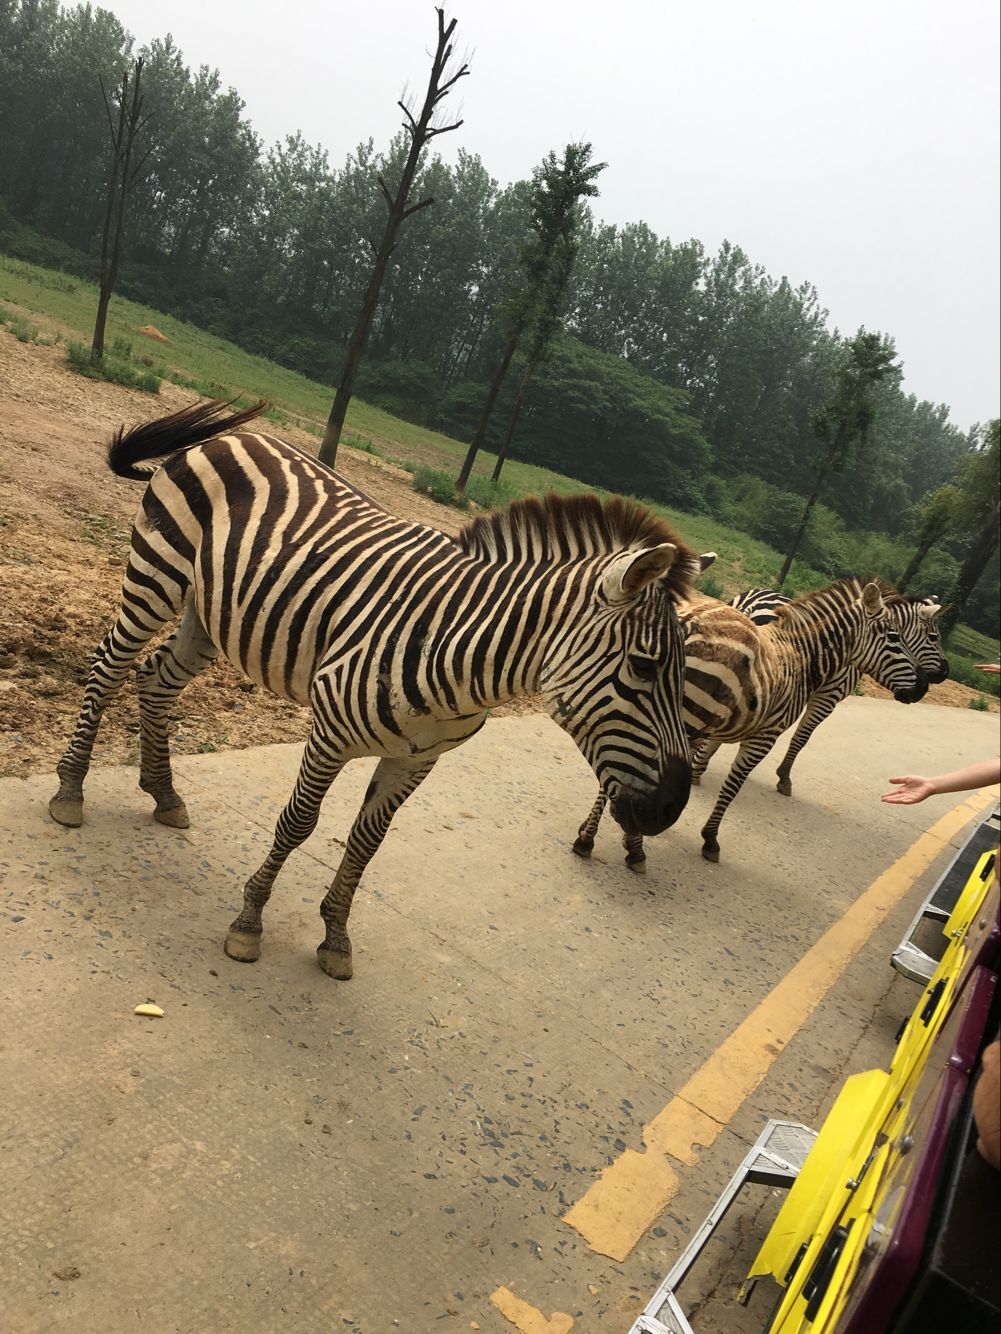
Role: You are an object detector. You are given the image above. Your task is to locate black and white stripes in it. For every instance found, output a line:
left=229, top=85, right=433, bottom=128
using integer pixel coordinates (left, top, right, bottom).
left=573, top=578, right=931, bottom=866
left=50, top=400, right=702, bottom=977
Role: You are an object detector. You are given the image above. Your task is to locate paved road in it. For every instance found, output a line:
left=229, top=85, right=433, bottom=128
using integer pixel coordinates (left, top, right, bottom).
left=1, top=700, right=997, bottom=1333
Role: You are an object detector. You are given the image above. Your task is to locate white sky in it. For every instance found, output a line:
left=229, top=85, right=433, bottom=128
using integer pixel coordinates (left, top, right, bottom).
left=107, top=0, right=1000, bottom=431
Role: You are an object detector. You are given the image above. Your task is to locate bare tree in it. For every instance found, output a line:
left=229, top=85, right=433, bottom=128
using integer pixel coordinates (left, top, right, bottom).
left=93, top=57, right=151, bottom=359
left=318, top=9, right=468, bottom=466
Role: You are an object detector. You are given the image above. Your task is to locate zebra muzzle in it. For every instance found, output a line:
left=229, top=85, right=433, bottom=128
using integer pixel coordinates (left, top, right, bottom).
left=611, top=755, right=692, bottom=837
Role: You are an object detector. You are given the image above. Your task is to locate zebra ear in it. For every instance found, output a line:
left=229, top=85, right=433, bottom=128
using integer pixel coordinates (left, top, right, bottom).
left=697, top=551, right=718, bottom=573
left=602, top=543, right=678, bottom=602
left=917, top=599, right=945, bottom=622
left=861, top=582, right=885, bottom=615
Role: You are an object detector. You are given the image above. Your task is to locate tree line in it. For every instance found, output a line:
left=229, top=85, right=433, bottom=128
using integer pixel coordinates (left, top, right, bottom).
left=0, top=0, right=997, bottom=634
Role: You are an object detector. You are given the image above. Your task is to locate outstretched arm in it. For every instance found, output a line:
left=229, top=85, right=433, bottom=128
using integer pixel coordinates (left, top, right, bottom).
left=881, top=758, right=1001, bottom=805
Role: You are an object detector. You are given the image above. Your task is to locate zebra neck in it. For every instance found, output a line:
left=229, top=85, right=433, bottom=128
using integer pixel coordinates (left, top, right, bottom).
left=431, top=557, right=597, bottom=711
left=766, top=598, right=862, bottom=692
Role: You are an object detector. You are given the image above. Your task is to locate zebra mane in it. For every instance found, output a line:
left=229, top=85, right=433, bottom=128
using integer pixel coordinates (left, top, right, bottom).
left=457, top=492, right=698, bottom=597
left=774, top=576, right=905, bottom=625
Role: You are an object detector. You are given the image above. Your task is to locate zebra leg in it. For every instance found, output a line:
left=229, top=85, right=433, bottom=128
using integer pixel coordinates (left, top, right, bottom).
left=572, top=790, right=608, bottom=858
left=49, top=597, right=183, bottom=827
left=621, top=830, right=646, bottom=873
left=776, top=683, right=849, bottom=796
left=316, top=755, right=439, bottom=980
left=692, top=737, right=722, bottom=787
left=700, top=732, right=780, bottom=863
left=136, top=602, right=219, bottom=827
left=225, top=727, right=345, bottom=964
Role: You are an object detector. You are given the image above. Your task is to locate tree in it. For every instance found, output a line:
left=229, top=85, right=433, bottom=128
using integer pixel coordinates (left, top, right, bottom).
left=941, top=420, right=1000, bottom=638
left=456, top=142, right=605, bottom=490
left=897, top=484, right=960, bottom=591
left=93, top=56, right=151, bottom=358
left=777, top=330, right=900, bottom=588
left=491, top=230, right=578, bottom=482
left=317, top=8, right=468, bottom=466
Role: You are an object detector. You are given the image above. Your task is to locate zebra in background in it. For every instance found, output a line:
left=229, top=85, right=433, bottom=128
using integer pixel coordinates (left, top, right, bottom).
left=572, top=577, right=927, bottom=867
left=727, top=588, right=949, bottom=796
left=50, top=400, right=702, bottom=979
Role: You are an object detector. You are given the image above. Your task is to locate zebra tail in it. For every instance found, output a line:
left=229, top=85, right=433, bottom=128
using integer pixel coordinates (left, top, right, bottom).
left=107, top=398, right=270, bottom=480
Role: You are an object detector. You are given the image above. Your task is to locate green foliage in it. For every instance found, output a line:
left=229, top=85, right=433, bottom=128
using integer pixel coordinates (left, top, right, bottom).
left=356, top=359, right=441, bottom=426
left=463, top=474, right=517, bottom=509
left=698, top=571, right=725, bottom=600
left=66, top=341, right=161, bottom=393
left=968, top=696, right=990, bottom=712
left=949, top=654, right=1001, bottom=697
left=413, top=465, right=469, bottom=509
left=500, top=335, right=711, bottom=508
left=1, top=309, right=40, bottom=342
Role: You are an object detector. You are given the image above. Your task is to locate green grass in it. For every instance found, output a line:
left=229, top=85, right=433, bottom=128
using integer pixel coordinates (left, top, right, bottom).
left=948, top=653, right=1001, bottom=697
left=66, top=339, right=161, bottom=392
left=949, top=623, right=1000, bottom=664
left=2, top=248, right=996, bottom=629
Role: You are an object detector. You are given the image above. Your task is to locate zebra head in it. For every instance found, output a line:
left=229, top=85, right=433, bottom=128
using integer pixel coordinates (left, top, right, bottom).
left=540, top=543, right=700, bottom=838
left=853, top=583, right=929, bottom=703
left=903, top=597, right=950, bottom=684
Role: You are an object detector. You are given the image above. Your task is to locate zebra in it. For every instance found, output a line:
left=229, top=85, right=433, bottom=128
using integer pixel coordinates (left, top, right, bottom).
left=49, top=399, right=703, bottom=979
left=726, top=589, right=949, bottom=797
left=572, top=577, right=928, bottom=867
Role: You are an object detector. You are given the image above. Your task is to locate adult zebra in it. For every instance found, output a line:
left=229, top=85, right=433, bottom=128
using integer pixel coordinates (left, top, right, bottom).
left=728, top=588, right=949, bottom=796
left=49, top=400, right=701, bottom=979
left=572, top=577, right=928, bottom=867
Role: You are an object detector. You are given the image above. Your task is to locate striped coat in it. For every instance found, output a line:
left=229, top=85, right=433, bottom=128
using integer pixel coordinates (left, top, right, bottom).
left=50, top=401, right=700, bottom=977
left=573, top=578, right=927, bottom=867
left=728, top=589, right=949, bottom=796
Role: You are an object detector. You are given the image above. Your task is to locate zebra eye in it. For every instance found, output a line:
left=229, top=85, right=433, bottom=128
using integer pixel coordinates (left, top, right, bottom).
left=629, top=655, right=659, bottom=682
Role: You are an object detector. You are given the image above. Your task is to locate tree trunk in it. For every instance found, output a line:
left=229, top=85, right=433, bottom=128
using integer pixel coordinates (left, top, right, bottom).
left=319, top=233, right=397, bottom=461
left=491, top=358, right=536, bottom=482
left=456, top=331, right=519, bottom=490
left=897, top=537, right=935, bottom=592
left=93, top=60, right=146, bottom=360
left=317, top=9, right=467, bottom=467
left=777, top=472, right=824, bottom=589
left=941, top=515, right=1000, bottom=640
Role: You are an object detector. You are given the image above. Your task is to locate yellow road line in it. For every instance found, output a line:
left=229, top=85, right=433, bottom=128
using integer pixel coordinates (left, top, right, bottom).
left=563, top=789, right=997, bottom=1262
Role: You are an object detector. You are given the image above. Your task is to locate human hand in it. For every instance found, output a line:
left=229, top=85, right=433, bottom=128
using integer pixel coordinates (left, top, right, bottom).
left=975, top=664, right=1001, bottom=674
left=881, top=775, right=937, bottom=804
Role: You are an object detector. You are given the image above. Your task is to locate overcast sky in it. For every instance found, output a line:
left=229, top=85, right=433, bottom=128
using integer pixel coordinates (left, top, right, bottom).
left=107, top=0, right=999, bottom=431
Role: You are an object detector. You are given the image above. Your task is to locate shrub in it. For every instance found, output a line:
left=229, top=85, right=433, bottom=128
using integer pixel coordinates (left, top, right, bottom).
left=412, top=465, right=468, bottom=509
left=463, top=474, right=517, bottom=510
left=65, top=342, right=161, bottom=393
left=3, top=313, right=39, bottom=343
left=969, top=695, right=989, bottom=712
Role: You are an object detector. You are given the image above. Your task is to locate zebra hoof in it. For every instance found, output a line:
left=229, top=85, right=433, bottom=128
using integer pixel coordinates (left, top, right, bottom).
left=701, top=843, right=721, bottom=864
left=625, top=856, right=646, bottom=874
left=154, top=799, right=190, bottom=828
left=572, top=835, right=594, bottom=859
left=316, top=946, right=353, bottom=980
left=224, top=929, right=262, bottom=963
left=49, top=793, right=83, bottom=828
left=776, top=778, right=792, bottom=797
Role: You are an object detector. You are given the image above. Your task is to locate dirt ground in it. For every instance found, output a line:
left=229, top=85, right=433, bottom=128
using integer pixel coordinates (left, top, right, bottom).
left=0, top=326, right=995, bottom=782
